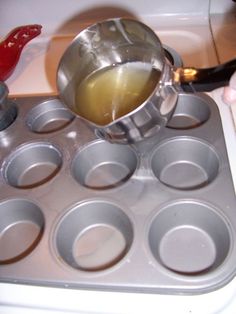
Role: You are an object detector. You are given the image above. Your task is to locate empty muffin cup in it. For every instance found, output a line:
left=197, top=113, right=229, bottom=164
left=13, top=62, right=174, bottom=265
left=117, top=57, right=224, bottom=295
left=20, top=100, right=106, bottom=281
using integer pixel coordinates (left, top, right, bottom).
left=148, top=200, right=231, bottom=275
left=0, top=198, right=44, bottom=264
left=72, top=140, right=138, bottom=189
left=26, top=99, right=75, bottom=133
left=54, top=200, right=133, bottom=271
left=3, top=142, right=62, bottom=188
left=151, top=137, right=219, bottom=190
left=167, top=93, right=211, bottom=129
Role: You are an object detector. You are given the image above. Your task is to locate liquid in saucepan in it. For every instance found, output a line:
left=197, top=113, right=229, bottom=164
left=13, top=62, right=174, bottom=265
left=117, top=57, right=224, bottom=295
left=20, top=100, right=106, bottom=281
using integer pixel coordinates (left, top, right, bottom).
left=74, top=62, right=161, bottom=125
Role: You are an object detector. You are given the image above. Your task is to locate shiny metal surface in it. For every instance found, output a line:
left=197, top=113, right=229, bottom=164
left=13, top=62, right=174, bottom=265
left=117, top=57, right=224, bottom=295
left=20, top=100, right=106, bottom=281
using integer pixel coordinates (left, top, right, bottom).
left=57, top=18, right=178, bottom=144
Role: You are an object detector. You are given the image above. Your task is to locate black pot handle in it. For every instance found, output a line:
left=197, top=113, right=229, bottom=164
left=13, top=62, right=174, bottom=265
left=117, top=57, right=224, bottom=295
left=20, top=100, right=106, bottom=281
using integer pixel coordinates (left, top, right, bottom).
left=176, top=58, right=236, bottom=92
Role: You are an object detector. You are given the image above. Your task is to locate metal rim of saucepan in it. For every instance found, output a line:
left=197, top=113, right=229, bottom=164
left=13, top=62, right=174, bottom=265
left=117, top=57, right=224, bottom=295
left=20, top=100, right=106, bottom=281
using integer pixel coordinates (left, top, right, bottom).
left=56, top=18, right=172, bottom=143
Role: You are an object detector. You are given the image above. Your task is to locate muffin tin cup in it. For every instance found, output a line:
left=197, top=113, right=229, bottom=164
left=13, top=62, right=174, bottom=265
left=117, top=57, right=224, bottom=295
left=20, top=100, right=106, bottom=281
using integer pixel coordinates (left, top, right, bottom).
left=26, top=99, right=75, bottom=134
left=0, top=92, right=236, bottom=294
left=151, top=137, right=220, bottom=190
left=167, top=93, right=211, bottom=130
left=72, top=140, right=138, bottom=190
left=54, top=200, right=134, bottom=271
left=0, top=198, right=44, bottom=264
left=2, top=142, right=62, bottom=189
left=148, top=200, right=231, bottom=275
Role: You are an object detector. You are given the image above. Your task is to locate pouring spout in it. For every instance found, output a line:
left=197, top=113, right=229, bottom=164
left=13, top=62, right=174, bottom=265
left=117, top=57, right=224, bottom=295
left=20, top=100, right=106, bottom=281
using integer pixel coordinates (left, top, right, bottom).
left=175, top=59, right=236, bottom=92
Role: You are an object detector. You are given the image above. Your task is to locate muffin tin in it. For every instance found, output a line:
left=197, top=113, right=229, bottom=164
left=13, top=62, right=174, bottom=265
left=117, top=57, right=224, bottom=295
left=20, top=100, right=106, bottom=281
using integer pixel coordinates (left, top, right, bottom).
left=0, top=92, right=236, bottom=295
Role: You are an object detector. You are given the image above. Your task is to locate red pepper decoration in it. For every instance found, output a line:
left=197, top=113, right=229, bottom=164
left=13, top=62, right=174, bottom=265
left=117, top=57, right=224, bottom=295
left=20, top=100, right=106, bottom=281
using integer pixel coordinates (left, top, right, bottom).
left=0, top=24, right=42, bottom=81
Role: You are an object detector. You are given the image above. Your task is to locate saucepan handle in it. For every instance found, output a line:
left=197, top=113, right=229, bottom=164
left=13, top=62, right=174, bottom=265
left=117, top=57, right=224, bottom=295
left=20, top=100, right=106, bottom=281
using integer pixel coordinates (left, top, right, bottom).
left=176, top=58, right=236, bottom=92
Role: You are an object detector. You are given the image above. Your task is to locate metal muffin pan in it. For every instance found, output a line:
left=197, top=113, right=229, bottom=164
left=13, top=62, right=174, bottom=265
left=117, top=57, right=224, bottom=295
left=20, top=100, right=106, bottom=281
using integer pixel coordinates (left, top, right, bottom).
left=0, top=92, right=236, bottom=294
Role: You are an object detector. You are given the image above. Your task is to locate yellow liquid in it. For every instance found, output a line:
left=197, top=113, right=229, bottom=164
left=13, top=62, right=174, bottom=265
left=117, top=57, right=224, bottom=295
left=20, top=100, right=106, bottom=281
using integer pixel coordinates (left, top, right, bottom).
left=75, top=62, right=161, bottom=125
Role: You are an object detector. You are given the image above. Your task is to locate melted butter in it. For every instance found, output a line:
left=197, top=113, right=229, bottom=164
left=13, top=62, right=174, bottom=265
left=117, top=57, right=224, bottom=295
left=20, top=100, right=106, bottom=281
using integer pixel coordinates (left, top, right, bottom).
left=75, top=62, right=161, bottom=125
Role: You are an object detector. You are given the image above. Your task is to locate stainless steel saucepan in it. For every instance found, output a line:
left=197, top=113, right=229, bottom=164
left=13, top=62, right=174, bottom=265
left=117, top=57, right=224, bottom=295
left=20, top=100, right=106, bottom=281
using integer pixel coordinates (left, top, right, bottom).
left=57, top=18, right=236, bottom=144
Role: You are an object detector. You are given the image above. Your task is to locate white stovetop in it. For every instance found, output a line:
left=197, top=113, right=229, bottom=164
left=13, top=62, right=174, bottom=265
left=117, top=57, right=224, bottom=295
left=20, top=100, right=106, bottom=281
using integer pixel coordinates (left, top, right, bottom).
left=1, top=1, right=236, bottom=313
